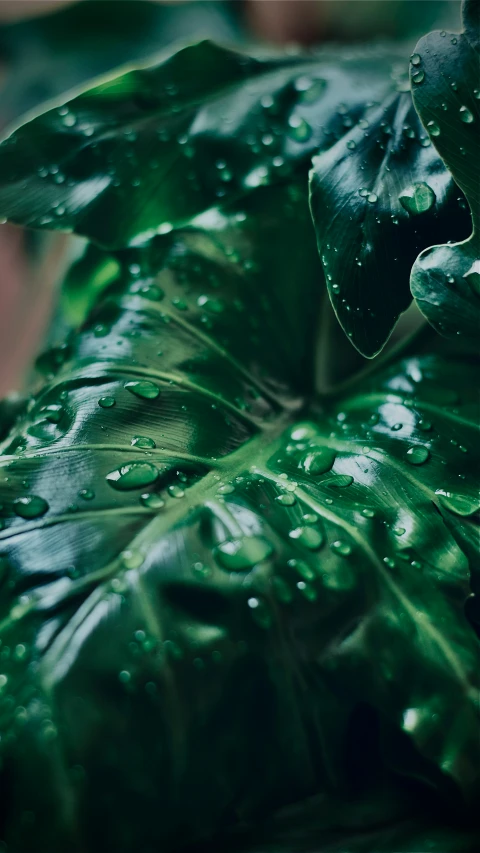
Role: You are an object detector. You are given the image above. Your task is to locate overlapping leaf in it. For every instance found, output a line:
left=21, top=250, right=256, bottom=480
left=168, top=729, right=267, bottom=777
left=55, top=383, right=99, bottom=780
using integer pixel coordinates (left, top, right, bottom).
left=0, top=177, right=479, bottom=851
left=409, top=0, right=480, bottom=341
left=0, top=41, right=397, bottom=249
left=309, top=79, right=470, bottom=357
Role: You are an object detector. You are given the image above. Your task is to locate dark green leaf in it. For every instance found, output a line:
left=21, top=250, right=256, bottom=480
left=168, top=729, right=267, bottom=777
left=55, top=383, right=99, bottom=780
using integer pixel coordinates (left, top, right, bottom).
left=409, top=0, right=480, bottom=341
left=0, top=41, right=405, bottom=249
left=0, top=180, right=478, bottom=851
left=309, top=83, right=469, bottom=358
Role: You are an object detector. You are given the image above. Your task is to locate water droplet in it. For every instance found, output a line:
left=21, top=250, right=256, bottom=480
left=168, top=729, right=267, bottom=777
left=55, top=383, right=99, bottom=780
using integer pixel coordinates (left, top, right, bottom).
left=13, top=495, right=49, bottom=519
left=411, top=69, right=425, bottom=85
left=463, top=260, right=480, bottom=296
left=426, top=120, right=440, bottom=136
left=436, top=490, right=479, bottom=517
left=459, top=106, right=474, bottom=124
left=118, top=670, right=131, bottom=684
left=346, top=140, right=356, bottom=150
left=98, top=396, right=115, bottom=408
left=168, top=484, right=185, bottom=499
left=121, top=549, right=144, bottom=569
left=393, top=527, right=406, bottom=536
left=399, top=182, right=435, bottom=214
left=78, top=489, right=94, bottom=500
left=125, top=381, right=160, bottom=400
left=217, top=484, right=235, bottom=495
left=289, top=526, right=324, bottom=550
left=362, top=508, right=376, bottom=518
left=197, top=295, right=224, bottom=314
left=106, top=462, right=158, bottom=490
left=367, top=193, right=378, bottom=204
left=302, top=447, right=336, bottom=475
left=247, top=597, right=271, bottom=629
left=288, top=558, right=315, bottom=581
left=215, top=536, right=273, bottom=571
left=131, top=435, right=156, bottom=449
left=287, top=115, right=312, bottom=142
left=140, top=493, right=165, bottom=509
left=410, top=53, right=421, bottom=66
left=331, top=540, right=352, bottom=557
left=418, top=419, right=433, bottom=432
left=276, top=493, right=296, bottom=506
left=406, top=446, right=430, bottom=465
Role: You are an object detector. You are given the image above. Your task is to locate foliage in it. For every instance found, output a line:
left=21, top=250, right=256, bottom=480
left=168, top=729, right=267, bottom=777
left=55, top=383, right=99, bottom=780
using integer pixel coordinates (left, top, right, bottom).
left=0, top=4, right=478, bottom=852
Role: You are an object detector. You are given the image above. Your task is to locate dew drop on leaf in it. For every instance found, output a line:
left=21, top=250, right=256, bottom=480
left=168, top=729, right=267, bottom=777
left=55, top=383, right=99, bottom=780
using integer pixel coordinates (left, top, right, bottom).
left=78, top=489, right=94, bottom=500
left=287, top=115, right=312, bottom=142
left=276, top=493, right=296, bottom=506
left=288, top=526, right=324, bottom=550
left=215, top=536, right=273, bottom=571
left=406, top=446, right=430, bottom=465
left=426, top=120, right=440, bottom=136
left=411, top=69, right=425, bottom=84
left=288, top=558, right=315, bottom=581
left=140, top=493, right=165, bottom=509
left=125, top=381, right=160, bottom=400
left=106, top=462, right=158, bottom=490
left=435, top=490, right=480, bottom=517
left=302, top=447, right=336, bottom=475
left=330, top=540, right=352, bottom=557
left=247, top=597, right=271, bottom=629
left=459, top=106, right=474, bottom=124
left=131, top=435, right=156, bottom=448
left=121, top=550, right=144, bottom=569
left=98, top=396, right=116, bottom=408
left=168, top=484, right=185, bottom=499
left=399, top=182, right=436, bottom=214
left=13, top=495, right=49, bottom=519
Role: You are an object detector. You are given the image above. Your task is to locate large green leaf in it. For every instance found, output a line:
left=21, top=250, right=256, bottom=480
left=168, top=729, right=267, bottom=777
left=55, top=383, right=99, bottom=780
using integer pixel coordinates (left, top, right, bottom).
left=0, top=178, right=479, bottom=851
left=409, top=0, right=480, bottom=341
left=0, top=40, right=399, bottom=249
left=308, top=74, right=470, bottom=358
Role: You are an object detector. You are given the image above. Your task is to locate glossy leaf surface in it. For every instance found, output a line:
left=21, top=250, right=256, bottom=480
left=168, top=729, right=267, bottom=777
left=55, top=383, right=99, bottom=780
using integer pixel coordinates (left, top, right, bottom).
left=410, top=0, right=480, bottom=341
left=0, top=41, right=398, bottom=249
left=0, top=178, right=479, bottom=851
left=309, top=83, right=470, bottom=358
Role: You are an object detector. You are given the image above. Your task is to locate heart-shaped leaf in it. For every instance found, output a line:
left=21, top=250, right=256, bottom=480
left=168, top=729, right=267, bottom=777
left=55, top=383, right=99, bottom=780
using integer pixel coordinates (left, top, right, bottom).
left=309, top=84, right=470, bottom=358
left=410, top=0, right=480, bottom=341
left=0, top=177, right=479, bottom=851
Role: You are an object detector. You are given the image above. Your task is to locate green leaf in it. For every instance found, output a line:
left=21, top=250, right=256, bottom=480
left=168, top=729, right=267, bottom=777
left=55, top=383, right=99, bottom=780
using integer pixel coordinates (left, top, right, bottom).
left=60, top=242, right=121, bottom=328
left=409, top=0, right=480, bottom=341
left=0, top=180, right=479, bottom=851
left=309, top=82, right=469, bottom=358
left=0, top=41, right=413, bottom=250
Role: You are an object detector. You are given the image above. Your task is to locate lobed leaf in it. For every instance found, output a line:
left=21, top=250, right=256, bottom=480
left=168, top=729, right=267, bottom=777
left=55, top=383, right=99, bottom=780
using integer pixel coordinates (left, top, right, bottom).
left=409, top=0, right=480, bottom=341
left=0, top=180, right=479, bottom=851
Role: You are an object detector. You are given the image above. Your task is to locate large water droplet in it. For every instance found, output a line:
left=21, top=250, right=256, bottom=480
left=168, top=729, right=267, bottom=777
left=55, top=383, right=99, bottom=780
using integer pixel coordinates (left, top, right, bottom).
left=125, top=381, right=160, bottom=400
left=406, top=446, right=430, bottom=465
left=140, top=492, right=165, bottom=509
left=98, top=396, right=116, bottom=408
left=436, top=490, right=479, bottom=517
left=302, top=447, right=336, bottom=475
left=399, top=182, right=436, bottom=215
left=287, top=115, right=312, bottom=142
left=131, top=435, right=156, bottom=449
left=459, top=106, right=474, bottom=124
left=288, top=558, right=315, bottom=581
left=330, top=539, right=352, bottom=557
left=13, top=495, right=49, bottom=519
left=106, top=462, right=158, bottom=490
left=426, top=120, right=440, bottom=136
left=411, top=69, right=425, bottom=85
left=276, top=493, right=296, bottom=506
left=197, top=295, right=225, bottom=314
left=289, top=526, right=324, bottom=550
left=215, top=536, right=273, bottom=571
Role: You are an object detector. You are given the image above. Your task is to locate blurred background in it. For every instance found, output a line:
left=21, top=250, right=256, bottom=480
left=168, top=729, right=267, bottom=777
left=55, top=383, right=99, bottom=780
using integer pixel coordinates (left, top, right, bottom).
left=0, top=0, right=462, bottom=399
